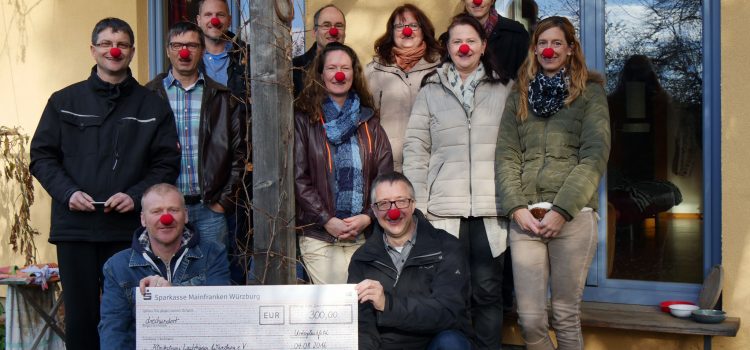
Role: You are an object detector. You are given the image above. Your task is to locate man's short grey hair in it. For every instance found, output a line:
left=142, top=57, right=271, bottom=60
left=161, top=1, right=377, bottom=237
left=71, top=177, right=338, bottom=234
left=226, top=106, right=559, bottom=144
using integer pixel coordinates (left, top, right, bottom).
left=141, top=183, right=186, bottom=210
left=313, top=4, right=345, bottom=28
left=370, top=172, right=416, bottom=203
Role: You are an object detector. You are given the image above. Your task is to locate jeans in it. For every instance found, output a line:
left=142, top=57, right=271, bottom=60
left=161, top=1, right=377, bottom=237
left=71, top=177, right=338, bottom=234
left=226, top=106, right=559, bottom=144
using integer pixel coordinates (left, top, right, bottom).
left=459, top=217, right=505, bottom=350
left=510, top=210, right=598, bottom=350
left=426, top=329, right=474, bottom=350
left=299, top=235, right=364, bottom=284
left=188, top=203, right=228, bottom=247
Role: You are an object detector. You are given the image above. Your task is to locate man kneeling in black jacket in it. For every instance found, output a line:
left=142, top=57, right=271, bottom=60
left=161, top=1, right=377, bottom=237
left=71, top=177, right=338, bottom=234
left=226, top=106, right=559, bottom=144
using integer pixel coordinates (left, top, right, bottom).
left=349, top=172, right=474, bottom=350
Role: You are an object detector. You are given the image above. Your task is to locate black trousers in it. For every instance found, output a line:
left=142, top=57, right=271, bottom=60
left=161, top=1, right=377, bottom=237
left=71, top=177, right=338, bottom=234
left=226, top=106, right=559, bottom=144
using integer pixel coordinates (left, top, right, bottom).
left=460, top=217, right=505, bottom=350
left=57, top=241, right=130, bottom=350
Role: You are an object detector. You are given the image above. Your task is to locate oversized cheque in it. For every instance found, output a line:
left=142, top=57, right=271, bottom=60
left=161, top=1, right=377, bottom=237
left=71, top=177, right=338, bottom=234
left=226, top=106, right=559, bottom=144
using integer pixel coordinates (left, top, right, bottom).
left=136, top=284, right=358, bottom=350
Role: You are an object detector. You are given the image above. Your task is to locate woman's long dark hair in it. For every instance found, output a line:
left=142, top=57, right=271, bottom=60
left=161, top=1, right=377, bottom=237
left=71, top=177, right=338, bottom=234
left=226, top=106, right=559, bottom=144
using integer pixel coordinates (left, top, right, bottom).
left=373, top=4, right=443, bottom=65
left=428, top=14, right=509, bottom=85
left=295, top=43, right=375, bottom=122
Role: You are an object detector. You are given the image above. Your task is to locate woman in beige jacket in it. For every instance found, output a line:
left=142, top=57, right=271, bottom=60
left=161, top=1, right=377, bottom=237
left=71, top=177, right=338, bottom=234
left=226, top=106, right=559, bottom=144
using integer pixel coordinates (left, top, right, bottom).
left=365, top=4, right=443, bottom=172
left=402, top=14, right=513, bottom=350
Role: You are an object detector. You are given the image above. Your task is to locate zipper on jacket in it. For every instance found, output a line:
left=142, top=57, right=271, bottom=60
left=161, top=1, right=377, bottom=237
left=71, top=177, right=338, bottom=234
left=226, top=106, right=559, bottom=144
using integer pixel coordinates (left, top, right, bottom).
left=112, top=120, right=122, bottom=170
left=466, top=107, right=474, bottom=216
left=164, top=259, right=173, bottom=283
left=373, top=260, right=400, bottom=287
left=535, top=119, right=550, bottom=201
left=378, top=90, right=383, bottom=112
left=408, top=251, right=442, bottom=261
left=443, top=82, right=475, bottom=216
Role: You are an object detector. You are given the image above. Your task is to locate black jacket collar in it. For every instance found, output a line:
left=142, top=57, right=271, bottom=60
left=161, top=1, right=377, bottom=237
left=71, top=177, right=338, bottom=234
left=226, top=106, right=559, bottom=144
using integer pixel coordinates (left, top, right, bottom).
left=355, top=209, right=441, bottom=263
left=87, top=65, right=136, bottom=100
left=293, top=45, right=318, bottom=67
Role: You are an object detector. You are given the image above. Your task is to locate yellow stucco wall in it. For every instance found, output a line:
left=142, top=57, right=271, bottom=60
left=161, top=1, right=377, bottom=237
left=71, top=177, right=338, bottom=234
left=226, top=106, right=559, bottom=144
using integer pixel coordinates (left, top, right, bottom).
left=0, top=0, right=148, bottom=296
left=716, top=1, right=750, bottom=349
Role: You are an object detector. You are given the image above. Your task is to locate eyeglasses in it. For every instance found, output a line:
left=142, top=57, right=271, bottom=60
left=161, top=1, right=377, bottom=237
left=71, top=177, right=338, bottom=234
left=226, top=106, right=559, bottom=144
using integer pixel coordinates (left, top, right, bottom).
left=372, top=199, right=414, bottom=211
left=393, top=23, right=420, bottom=30
left=94, top=41, right=132, bottom=50
left=317, top=22, right=345, bottom=31
left=168, top=42, right=202, bottom=51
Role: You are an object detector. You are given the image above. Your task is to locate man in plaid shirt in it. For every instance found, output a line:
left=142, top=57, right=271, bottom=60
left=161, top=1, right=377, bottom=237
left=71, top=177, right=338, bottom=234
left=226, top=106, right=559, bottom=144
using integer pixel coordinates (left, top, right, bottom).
left=146, top=21, right=246, bottom=247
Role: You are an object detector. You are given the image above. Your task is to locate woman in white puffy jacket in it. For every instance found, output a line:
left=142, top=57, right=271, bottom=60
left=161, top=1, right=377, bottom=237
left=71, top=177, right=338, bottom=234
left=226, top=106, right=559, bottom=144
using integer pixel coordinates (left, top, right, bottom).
left=402, top=13, right=513, bottom=350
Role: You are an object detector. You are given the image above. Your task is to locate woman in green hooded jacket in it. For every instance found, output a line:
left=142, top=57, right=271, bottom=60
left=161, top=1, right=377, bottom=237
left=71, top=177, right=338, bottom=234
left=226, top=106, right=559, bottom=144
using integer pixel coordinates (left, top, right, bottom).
left=495, top=16, right=610, bottom=350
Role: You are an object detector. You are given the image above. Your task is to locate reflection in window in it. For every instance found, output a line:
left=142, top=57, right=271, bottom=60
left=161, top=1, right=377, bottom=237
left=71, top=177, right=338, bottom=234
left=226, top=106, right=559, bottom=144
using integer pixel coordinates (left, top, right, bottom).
left=498, top=0, right=580, bottom=33
left=605, top=0, right=703, bottom=284
left=168, top=1, right=200, bottom=28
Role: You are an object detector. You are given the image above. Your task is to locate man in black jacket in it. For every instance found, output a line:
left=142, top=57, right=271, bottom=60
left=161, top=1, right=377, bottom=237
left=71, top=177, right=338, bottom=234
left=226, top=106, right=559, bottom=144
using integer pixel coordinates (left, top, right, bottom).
left=349, top=172, right=474, bottom=350
left=145, top=21, right=245, bottom=248
left=30, top=17, right=180, bottom=350
left=292, top=4, right=346, bottom=96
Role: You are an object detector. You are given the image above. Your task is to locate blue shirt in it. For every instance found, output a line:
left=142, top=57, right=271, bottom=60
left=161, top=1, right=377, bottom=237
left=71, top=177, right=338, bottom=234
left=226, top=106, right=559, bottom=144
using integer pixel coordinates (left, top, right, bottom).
left=203, top=41, right=233, bottom=86
left=163, top=71, right=204, bottom=196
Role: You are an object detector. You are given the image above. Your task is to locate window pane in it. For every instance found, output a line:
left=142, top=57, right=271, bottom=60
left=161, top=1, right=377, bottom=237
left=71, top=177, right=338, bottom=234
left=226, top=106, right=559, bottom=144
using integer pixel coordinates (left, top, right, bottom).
left=605, top=0, right=703, bottom=284
left=168, top=0, right=200, bottom=28
left=500, top=0, right=580, bottom=33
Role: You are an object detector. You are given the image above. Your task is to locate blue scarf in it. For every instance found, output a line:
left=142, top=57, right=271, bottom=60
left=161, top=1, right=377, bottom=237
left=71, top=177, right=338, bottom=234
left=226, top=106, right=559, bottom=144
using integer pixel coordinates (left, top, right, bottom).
left=322, top=93, right=364, bottom=219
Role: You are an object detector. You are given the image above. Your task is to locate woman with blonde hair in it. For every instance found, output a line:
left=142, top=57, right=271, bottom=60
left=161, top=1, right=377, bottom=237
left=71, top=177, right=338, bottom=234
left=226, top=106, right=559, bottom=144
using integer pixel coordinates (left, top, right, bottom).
left=496, top=16, right=610, bottom=350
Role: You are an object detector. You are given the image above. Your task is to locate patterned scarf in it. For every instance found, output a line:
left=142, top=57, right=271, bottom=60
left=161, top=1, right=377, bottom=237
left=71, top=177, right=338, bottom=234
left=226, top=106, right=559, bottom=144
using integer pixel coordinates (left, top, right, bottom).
left=322, top=93, right=364, bottom=219
left=445, top=63, right=486, bottom=116
left=528, top=69, right=569, bottom=118
left=393, top=41, right=426, bottom=72
left=484, top=7, right=500, bottom=36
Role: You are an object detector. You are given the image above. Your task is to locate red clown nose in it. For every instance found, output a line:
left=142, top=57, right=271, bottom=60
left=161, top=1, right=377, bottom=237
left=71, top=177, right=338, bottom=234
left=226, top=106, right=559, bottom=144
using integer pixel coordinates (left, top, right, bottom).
left=387, top=209, right=401, bottom=220
left=402, top=26, right=413, bottom=37
left=473, top=0, right=483, bottom=5
left=210, top=17, right=221, bottom=27
left=334, top=71, right=346, bottom=82
left=178, top=48, right=190, bottom=59
left=458, top=44, right=470, bottom=55
left=160, top=213, right=174, bottom=225
left=329, top=27, right=339, bottom=37
left=110, top=47, right=122, bottom=58
left=542, top=47, right=555, bottom=59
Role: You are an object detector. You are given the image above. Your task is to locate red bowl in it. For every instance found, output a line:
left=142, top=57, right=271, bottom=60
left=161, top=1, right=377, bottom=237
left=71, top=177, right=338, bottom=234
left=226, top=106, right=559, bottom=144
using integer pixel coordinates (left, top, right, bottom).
left=660, top=300, right=695, bottom=313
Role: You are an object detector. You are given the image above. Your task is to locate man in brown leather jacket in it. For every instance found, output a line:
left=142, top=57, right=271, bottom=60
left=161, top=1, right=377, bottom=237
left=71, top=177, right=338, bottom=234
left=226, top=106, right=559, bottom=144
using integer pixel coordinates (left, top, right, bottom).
left=145, top=21, right=246, bottom=247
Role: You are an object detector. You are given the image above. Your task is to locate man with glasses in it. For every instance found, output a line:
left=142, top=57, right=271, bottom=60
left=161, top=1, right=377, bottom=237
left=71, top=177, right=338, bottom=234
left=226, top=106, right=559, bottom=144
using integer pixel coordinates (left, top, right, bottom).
left=30, top=17, right=180, bottom=350
left=348, top=172, right=474, bottom=350
left=145, top=21, right=245, bottom=248
left=292, top=4, right=346, bottom=96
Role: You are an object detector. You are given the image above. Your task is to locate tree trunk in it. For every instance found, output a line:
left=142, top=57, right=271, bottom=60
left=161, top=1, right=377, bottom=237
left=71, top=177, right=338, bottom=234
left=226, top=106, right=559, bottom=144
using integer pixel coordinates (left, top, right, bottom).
left=249, top=0, right=296, bottom=284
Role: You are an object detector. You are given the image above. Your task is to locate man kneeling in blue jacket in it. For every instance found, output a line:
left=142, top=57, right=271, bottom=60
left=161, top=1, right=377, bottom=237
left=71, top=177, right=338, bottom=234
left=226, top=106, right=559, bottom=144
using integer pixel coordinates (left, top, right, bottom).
left=98, top=183, right=230, bottom=349
left=349, top=172, right=474, bottom=350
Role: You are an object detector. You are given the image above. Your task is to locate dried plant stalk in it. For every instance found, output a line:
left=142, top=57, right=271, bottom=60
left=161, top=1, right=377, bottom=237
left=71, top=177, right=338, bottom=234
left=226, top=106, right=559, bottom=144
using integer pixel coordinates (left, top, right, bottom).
left=1, top=126, right=39, bottom=266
